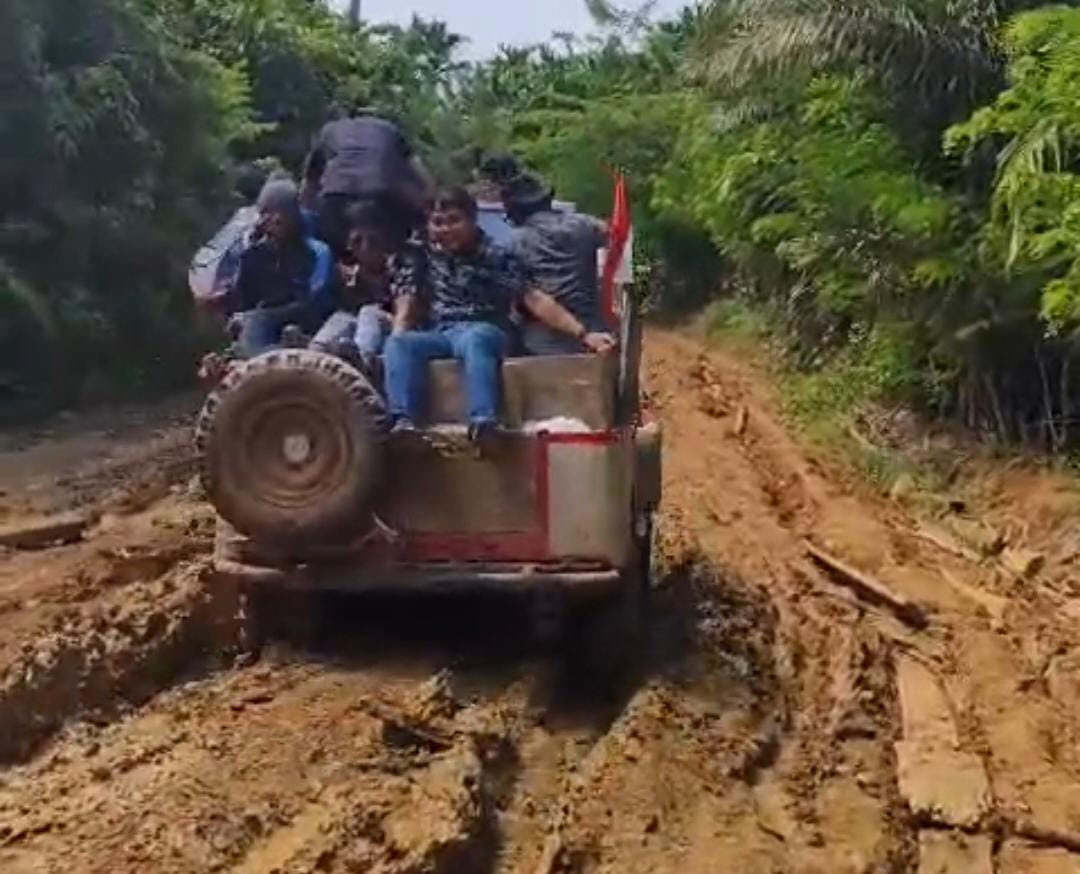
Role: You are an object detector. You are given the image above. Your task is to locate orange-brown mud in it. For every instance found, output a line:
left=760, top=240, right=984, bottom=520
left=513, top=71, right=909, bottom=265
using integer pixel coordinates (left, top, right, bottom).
left=1, top=330, right=1080, bottom=872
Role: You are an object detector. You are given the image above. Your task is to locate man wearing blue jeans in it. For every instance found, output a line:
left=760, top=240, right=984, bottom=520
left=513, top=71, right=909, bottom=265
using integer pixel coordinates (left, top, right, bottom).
left=311, top=204, right=397, bottom=369
left=230, top=179, right=333, bottom=357
left=384, top=187, right=616, bottom=440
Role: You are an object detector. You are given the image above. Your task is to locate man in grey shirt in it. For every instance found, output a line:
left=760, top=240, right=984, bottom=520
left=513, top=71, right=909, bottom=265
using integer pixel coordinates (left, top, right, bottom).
left=501, top=173, right=610, bottom=356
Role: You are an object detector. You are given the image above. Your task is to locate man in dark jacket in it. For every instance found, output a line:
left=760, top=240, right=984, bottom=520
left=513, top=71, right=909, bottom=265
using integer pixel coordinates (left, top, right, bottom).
left=230, top=180, right=334, bottom=357
left=303, top=110, right=431, bottom=255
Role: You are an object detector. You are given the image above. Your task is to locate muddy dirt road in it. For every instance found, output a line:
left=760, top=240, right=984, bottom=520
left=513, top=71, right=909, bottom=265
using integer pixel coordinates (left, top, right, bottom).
left=3, top=329, right=1080, bottom=872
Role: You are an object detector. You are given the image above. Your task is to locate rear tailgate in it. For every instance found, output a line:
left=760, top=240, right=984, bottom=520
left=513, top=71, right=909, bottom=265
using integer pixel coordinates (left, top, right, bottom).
left=379, top=428, right=632, bottom=568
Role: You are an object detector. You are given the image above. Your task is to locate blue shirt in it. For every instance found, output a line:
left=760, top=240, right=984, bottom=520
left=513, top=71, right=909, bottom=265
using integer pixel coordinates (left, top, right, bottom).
left=390, top=233, right=531, bottom=330
left=234, top=235, right=333, bottom=315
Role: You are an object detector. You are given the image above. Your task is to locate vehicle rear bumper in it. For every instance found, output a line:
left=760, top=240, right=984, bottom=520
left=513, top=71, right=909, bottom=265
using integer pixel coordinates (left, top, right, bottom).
left=213, top=557, right=623, bottom=597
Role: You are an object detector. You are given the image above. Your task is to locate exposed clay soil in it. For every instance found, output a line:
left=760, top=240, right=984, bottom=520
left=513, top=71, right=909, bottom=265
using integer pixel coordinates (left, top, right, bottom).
left=1, top=329, right=1080, bottom=873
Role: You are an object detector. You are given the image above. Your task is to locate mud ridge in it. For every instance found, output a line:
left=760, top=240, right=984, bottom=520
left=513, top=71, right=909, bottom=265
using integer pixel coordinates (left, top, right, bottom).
left=0, top=656, right=516, bottom=874
left=0, top=561, right=244, bottom=764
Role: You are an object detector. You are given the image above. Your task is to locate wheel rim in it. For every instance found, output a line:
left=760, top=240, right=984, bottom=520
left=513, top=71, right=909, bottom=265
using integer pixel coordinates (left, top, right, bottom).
left=231, top=397, right=353, bottom=510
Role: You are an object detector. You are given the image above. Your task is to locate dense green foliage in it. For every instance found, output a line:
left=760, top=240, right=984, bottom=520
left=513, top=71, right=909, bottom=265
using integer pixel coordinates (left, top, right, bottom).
left=947, top=7, right=1080, bottom=330
left=13, top=0, right=1080, bottom=451
left=656, top=0, right=1080, bottom=449
left=1, top=0, right=249, bottom=407
left=0, top=0, right=463, bottom=413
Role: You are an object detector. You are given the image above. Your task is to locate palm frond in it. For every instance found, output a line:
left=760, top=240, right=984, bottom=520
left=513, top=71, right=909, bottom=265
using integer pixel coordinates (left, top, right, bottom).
left=0, top=258, right=57, bottom=337
left=710, top=95, right=776, bottom=132
left=993, top=118, right=1064, bottom=267
left=584, top=0, right=660, bottom=34
left=691, top=0, right=999, bottom=101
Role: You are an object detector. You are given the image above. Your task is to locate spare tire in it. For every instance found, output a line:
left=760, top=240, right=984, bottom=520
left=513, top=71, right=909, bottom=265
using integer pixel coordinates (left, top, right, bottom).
left=195, top=349, right=388, bottom=547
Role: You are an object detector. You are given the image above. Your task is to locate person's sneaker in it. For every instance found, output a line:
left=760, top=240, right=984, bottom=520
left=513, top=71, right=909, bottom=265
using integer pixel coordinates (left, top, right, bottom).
left=358, top=353, right=381, bottom=381
left=391, top=418, right=419, bottom=436
left=330, top=339, right=360, bottom=363
left=280, top=324, right=306, bottom=348
left=468, top=421, right=506, bottom=455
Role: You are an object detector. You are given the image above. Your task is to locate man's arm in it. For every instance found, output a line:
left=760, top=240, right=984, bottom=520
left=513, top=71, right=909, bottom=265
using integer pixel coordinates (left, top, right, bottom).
left=392, top=294, right=422, bottom=333
left=306, top=240, right=336, bottom=319
left=521, top=288, right=615, bottom=354
left=389, top=247, right=426, bottom=333
left=303, top=123, right=332, bottom=190
left=586, top=215, right=610, bottom=244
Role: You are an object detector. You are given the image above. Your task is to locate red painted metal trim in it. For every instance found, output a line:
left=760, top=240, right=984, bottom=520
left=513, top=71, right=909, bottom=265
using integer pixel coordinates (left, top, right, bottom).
left=534, top=437, right=551, bottom=538
left=401, top=531, right=549, bottom=563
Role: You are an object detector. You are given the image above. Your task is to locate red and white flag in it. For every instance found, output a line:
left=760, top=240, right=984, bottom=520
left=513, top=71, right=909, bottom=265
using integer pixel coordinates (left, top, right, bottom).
left=601, top=172, right=632, bottom=329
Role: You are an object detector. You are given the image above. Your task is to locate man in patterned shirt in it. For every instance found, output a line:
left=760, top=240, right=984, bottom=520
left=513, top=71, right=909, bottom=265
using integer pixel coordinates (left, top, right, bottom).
left=385, top=187, right=615, bottom=439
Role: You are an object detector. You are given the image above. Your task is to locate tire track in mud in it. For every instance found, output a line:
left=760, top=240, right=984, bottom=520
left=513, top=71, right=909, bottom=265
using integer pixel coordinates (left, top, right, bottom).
left=493, top=549, right=911, bottom=873
left=656, top=329, right=1080, bottom=872
left=620, top=332, right=915, bottom=873
left=0, top=549, right=805, bottom=873
left=0, top=558, right=244, bottom=765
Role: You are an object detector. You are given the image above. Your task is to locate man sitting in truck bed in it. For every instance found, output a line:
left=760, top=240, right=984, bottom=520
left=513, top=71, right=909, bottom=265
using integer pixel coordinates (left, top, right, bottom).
left=501, top=172, right=611, bottom=356
left=310, top=202, right=396, bottom=371
left=230, top=179, right=334, bottom=357
left=384, top=187, right=616, bottom=441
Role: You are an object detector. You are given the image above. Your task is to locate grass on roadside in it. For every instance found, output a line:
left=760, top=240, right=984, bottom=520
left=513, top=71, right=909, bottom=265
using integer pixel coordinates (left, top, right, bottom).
left=704, top=297, right=950, bottom=502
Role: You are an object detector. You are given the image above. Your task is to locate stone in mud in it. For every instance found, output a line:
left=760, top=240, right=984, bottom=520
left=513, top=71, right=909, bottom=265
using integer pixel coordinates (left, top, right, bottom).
left=895, top=658, right=959, bottom=748
left=894, top=657, right=992, bottom=829
left=896, top=742, right=993, bottom=828
left=0, top=512, right=91, bottom=550
left=918, top=831, right=992, bottom=874
left=997, top=841, right=1080, bottom=873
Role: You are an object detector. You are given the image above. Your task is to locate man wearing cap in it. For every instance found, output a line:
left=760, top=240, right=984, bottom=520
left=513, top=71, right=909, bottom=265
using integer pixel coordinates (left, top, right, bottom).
left=229, top=179, right=334, bottom=357
left=501, top=173, right=610, bottom=356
